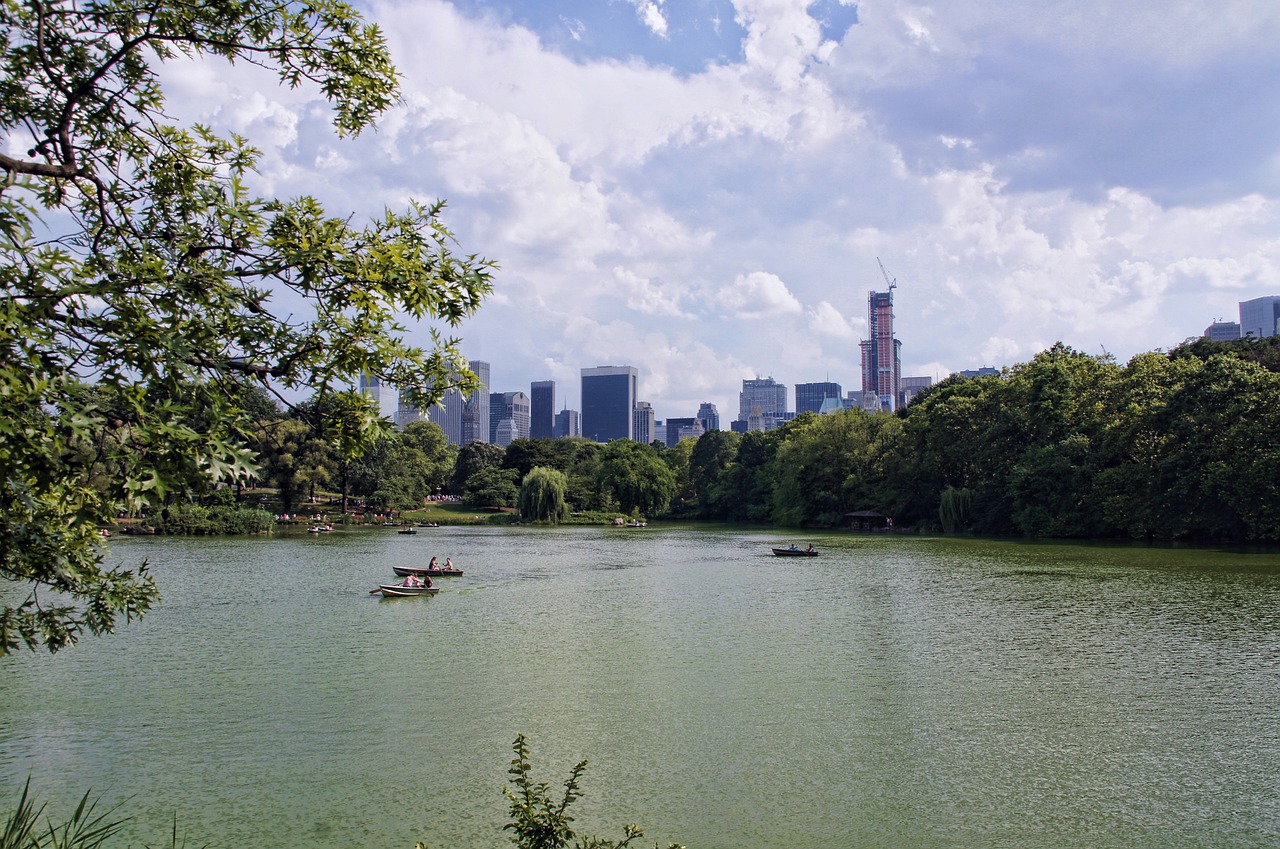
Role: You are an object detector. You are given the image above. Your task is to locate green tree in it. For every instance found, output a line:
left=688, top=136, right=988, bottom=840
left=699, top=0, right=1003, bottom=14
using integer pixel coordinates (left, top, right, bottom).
left=688, top=429, right=741, bottom=518
left=0, top=1, right=494, bottom=654
left=253, top=418, right=332, bottom=514
left=597, top=440, right=675, bottom=517
left=563, top=441, right=609, bottom=511
left=770, top=411, right=901, bottom=527
left=518, top=466, right=570, bottom=524
left=464, top=466, right=520, bottom=509
left=504, top=438, right=571, bottom=480
left=453, top=442, right=506, bottom=493
left=662, top=437, right=697, bottom=517
left=402, top=420, right=457, bottom=499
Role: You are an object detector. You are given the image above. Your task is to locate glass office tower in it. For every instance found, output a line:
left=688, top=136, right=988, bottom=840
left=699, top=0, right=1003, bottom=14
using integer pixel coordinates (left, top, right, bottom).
left=581, top=366, right=637, bottom=442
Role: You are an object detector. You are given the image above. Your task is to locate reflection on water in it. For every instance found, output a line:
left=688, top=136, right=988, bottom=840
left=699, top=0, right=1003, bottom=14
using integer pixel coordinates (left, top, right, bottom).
left=2, top=528, right=1278, bottom=849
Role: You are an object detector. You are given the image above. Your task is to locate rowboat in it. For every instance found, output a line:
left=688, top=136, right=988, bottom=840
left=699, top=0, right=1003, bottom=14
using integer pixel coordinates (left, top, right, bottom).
left=771, top=547, right=819, bottom=557
left=397, top=527, right=417, bottom=535
left=376, top=583, right=441, bottom=597
left=392, top=565, right=465, bottom=578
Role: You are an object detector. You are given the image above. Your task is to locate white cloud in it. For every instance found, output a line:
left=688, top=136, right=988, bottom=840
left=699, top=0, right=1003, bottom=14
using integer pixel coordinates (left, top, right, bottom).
left=613, top=266, right=690, bottom=317
left=147, top=0, right=1280, bottom=420
left=809, top=301, right=858, bottom=340
left=714, top=271, right=803, bottom=319
left=630, top=1, right=669, bottom=38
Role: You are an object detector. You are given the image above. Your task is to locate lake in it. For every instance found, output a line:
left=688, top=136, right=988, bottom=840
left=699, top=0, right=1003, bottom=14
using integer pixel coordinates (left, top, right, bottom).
left=2, top=526, right=1278, bottom=848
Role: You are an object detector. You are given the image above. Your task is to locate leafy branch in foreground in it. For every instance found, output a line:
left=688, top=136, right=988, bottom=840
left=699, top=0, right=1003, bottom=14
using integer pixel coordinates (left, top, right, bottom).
left=0, top=0, right=495, bottom=654
left=417, top=734, right=684, bottom=849
left=502, top=734, right=684, bottom=849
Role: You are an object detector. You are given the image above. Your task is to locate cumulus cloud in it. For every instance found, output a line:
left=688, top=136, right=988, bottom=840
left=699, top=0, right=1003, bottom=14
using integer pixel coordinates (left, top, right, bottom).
left=629, top=1, right=669, bottom=38
left=149, top=0, right=1280, bottom=419
left=714, top=271, right=803, bottom=319
left=809, top=301, right=858, bottom=340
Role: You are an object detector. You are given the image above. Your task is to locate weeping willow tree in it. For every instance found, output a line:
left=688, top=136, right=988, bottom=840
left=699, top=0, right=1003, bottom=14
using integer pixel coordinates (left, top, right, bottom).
left=939, top=485, right=974, bottom=533
left=518, top=466, right=570, bottom=524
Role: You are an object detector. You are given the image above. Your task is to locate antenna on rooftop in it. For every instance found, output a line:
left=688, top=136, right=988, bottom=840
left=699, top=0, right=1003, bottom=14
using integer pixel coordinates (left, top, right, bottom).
left=877, top=257, right=897, bottom=291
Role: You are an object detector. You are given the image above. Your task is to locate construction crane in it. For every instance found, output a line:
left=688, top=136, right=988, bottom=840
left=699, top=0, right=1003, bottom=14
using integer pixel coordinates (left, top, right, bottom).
left=877, top=257, right=897, bottom=291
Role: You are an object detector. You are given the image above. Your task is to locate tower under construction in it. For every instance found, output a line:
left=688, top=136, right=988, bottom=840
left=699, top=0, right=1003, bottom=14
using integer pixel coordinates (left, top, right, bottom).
left=860, top=261, right=902, bottom=412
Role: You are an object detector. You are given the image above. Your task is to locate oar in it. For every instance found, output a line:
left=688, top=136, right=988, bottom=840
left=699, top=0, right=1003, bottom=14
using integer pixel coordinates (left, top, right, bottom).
left=369, top=587, right=384, bottom=594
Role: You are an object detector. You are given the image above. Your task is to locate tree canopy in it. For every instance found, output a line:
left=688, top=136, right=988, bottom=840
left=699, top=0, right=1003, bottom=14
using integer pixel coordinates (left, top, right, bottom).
left=0, top=0, right=494, bottom=654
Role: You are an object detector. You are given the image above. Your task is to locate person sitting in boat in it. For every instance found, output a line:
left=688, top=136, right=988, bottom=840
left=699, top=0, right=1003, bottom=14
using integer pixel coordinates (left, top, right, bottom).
left=806, top=544, right=816, bottom=553
left=403, top=573, right=419, bottom=588
left=428, top=556, right=439, bottom=570
left=422, top=574, right=434, bottom=589
left=790, top=544, right=799, bottom=551
left=444, top=557, right=455, bottom=571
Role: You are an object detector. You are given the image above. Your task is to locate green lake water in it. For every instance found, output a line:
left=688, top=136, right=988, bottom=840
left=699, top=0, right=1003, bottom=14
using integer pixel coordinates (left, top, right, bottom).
left=1, top=526, right=1278, bottom=848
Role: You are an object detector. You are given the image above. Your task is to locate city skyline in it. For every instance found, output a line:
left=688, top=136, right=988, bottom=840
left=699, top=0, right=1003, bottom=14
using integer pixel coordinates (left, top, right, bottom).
left=163, top=2, right=1280, bottom=428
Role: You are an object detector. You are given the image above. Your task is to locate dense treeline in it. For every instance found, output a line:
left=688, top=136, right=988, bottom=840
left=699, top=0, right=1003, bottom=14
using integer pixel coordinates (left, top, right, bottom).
left=91, top=337, right=1280, bottom=543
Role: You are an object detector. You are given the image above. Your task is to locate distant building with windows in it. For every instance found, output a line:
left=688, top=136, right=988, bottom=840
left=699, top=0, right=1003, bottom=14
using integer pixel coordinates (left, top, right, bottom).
left=554, top=408, right=580, bottom=439
left=633, top=401, right=655, bottom=445
left=665, top=417, right=704, bottom=448
left=529, top=380, right=556, bottom=439
left=957, top=366, right=1000, bottom=379
left=581, top=366, right=637, bottom=442
left=1240, top=296, right=1280, bottom=339
left=423, top=387, right=465, bottom=445
left=736, top=377, right=787, bottom=431
left=900, top=376, right=933, bottom=408
left=395, top=394, right=427, bottom=430
left=461, top=360, right=490, bottom=444
left=358, top=373, right=397, bottom=420
left=696, top=402, right=719, bottom=433
left=796, top=382, right=843, bottom=416
left=860, top=288, right=901, bottom=412
left=1204, top=320, right=1241, bottom=342
left=489, top=391, right=530, bottom=447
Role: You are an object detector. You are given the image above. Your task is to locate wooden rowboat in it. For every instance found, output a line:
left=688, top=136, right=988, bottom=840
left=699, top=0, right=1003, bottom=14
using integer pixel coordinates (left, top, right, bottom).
left=392, top=565, right=464, bottom=578
left=377, top=583, right=441, bottom=597
left=771, top=547, right=819, bottom=557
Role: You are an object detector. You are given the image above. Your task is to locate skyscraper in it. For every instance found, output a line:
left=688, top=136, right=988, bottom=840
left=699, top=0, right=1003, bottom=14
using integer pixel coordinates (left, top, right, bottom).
left=530, top=380, right=556, bottom=439
left=358, top=373, right=397, bottom=420
left=737, top=377, right=787, bottom=430
left=860, top=288, right=901, bottom=412
left=633, top=401, right=655, bottom=445
left=581, top=366, right=637, bottom=442
left=665, top=417, right=703, bottom=447
left=795, top=382, right=843, bottom=416
left=554, top=408, right=580, bottom=439
left=696, top=402, right=719, bottom=433
left=461, top=360, right=490, bottom=444
left=426, top=387, right=465, bottom=445
left=1239, top=296, right=1280, bottom=339
left=489, top=391, right=530, bottom=447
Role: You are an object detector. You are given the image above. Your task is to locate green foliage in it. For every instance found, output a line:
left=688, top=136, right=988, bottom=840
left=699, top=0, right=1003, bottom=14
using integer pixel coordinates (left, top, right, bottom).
left=0, top=0, right=493, bottom=652
left=519, top=467, right=570, bottom=524
left=597, top=440, right=676, bottom=517
left=464, top=466, right=520, bottom=509
left=938, top=486, right=973, bottom=533
left=252, top=418, right=332, bottom=514
left=453, top=442, right=507, bottom=493
left=687, top=430, right=740, bottom=518
left=769, top=411, right=901, bottom=527
left=1, top=779, right=129, bottom=849
left=493, top=735, right=684, bottom=849
left=2, top=779, right=206, bottom=849
left=153, top=505, right=275, bottom=535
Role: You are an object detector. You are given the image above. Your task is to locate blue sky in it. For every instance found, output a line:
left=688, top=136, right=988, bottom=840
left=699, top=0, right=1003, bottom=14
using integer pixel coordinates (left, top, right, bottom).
left=163, top=0, right=1280, bottom=421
